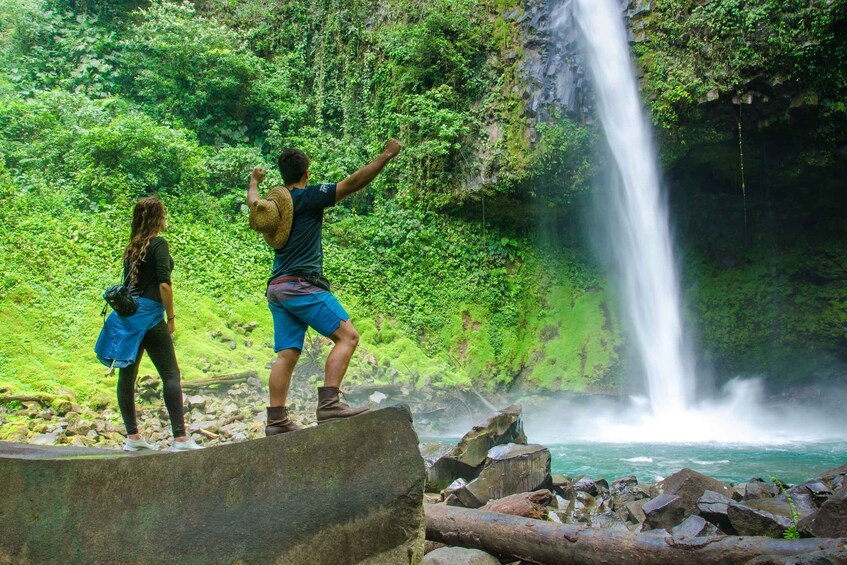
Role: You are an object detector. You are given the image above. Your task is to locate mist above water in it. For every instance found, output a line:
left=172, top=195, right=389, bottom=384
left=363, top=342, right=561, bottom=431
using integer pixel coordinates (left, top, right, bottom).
left=521, top=377, right=846, bottom=446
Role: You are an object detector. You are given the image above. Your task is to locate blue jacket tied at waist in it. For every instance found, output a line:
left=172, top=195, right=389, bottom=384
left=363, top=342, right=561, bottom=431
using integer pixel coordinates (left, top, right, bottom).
left=95, top=298, right=165, bottom=368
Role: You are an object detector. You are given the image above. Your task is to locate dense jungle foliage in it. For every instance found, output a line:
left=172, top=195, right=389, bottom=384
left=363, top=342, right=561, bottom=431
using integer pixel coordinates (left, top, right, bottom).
left=0, top=0, right=614, bottom=407
left=0, top=0, right=844, bottom=414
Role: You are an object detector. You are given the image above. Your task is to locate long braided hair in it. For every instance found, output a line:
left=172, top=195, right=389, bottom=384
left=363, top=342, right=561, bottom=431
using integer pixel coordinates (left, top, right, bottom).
left=123, top=196, right=166, bottom=288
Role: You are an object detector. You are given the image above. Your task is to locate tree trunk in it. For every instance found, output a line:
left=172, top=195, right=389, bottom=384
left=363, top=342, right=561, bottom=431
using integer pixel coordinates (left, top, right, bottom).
left=180, top=371, right=257, bottom=391
left=425, top=504, right=846, bottom=565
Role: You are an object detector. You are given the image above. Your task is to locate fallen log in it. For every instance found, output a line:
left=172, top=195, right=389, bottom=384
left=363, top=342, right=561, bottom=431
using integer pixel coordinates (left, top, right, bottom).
left=0, top=394, right=56, bottom=406
left=479, top=490, right=554, bottom=520
left=180, top=370, right=257, bottom=391
left=425, top=504, right=846, bottom=565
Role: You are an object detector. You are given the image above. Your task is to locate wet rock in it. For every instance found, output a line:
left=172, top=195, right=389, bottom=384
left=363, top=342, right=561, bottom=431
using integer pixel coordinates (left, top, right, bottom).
left=479, top=490, right=553, bottom=519
left=803, top=480, right=833, bottom=507
left=627, top=498, right=649, bottom=524
left=728, top=499, right=795, bottom=537
left=423, top=546, right=500, bottom=565
left=443, top=479, right=474, bottom=508
left=631, top=483, right=660, bottom=499
left=671, top=515, right=718, bottom=539
left=611, top=475, right=638, bottom=493
left=551, top=473, right=571, bottom=491
left=568, top=476, right=599, bottom=497
left=643, top=493, right=687, bottom=532
left=455, top=443, right=551, bottom=508
left=803, top=483, right=847, bottom=538
left=661, top=468, right=734, bottom=517
left=424, top=404, right=526, bottom=491
left=744, top=480, right=780, bottom=500
left=698, top=489, right=736, bottom=534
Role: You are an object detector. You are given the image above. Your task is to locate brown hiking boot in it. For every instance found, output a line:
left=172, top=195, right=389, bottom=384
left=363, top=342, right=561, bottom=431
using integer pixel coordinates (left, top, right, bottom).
left=316, top=386, right=370, bottom=423
left=265, top=406, right=302, bottom=436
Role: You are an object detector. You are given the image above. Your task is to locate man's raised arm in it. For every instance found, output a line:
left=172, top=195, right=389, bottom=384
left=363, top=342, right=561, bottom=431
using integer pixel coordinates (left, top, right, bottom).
left=335, top=139, right=402, bottom=202
left=247, top=167, right=266, bottom=206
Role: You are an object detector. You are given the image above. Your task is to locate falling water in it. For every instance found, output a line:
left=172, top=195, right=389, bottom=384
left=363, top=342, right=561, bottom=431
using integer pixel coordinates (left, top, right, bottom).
left=520, top=0, right=847, bottom=446
left=567, top=0, right=694, bottom=418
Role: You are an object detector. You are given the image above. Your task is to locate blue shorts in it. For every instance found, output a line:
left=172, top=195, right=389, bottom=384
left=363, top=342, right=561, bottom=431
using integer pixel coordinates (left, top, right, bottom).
left=269, top=290, right=350, bottom=352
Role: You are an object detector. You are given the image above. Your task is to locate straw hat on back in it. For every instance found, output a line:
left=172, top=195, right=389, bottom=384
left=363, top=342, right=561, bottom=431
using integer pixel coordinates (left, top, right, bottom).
left=248, top=186, right=294, bottom=249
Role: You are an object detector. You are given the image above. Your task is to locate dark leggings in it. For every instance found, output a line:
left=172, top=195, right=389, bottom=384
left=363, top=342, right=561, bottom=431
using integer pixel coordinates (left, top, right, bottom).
left=117, top=321, right=186, bottom=438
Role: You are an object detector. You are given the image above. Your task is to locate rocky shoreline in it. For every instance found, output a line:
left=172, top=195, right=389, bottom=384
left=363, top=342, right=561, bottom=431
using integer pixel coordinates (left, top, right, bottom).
left=1, top=380, right=845, bottom=562
left=419, top=406, right=846, bottom=563
left=0, top=373, right=491, bottom=448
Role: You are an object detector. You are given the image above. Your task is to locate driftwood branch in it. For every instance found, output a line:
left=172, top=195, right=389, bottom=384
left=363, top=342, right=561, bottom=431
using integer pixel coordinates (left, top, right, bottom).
left=180, top=371, right=258, bottom=391
left=0, top=394, right=56, bottom=406
left=425, top=504, right=846, bottom=565
left=197, top=428, right=219, bottom=439
left=467, top=382, right=500, bottom=413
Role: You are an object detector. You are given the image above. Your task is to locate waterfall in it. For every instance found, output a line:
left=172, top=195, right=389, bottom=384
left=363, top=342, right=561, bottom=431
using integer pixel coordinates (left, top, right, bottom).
left=522, top=0, right=845, bottom=445
left=564, top=0, right=694, bottom=417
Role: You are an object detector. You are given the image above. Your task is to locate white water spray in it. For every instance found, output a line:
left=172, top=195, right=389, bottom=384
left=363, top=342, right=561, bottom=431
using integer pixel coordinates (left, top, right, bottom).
left=569, top=0, right=693, bottom=418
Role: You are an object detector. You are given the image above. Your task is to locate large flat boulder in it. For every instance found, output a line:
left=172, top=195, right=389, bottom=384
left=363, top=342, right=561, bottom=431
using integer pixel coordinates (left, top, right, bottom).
left=0, top=405, right=425, bottom=564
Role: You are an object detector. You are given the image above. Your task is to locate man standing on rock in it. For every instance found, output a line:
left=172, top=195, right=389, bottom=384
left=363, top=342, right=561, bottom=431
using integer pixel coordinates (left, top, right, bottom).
left=247, top=139, right=402, bottom=435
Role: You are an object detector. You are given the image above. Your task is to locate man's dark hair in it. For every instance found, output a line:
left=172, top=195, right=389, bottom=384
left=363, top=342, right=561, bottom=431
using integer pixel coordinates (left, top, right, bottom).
left=278, top=148, right=310, bottom=185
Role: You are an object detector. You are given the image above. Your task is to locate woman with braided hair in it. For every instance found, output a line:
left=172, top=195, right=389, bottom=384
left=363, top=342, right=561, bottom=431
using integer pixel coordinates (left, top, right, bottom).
left=95, top=196, right=202, bottom=452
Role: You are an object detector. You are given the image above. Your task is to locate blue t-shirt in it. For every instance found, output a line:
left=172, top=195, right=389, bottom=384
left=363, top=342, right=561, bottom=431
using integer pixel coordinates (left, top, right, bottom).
left=269, top=183, right=336, bottom=284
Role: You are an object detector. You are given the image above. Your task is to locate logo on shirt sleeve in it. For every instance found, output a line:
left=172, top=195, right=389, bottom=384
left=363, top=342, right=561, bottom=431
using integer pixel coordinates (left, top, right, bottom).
left=319, top=184, right=329, bottom=193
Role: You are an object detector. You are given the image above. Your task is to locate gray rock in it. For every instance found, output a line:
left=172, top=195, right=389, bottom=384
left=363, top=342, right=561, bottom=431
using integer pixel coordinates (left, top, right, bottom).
left=30, top=432, right=60, bottom=445
left=570, top=475, right=598, bottom=496
left=456, top=443, right=551, bottom=507
left=804, top=483, right=847, bottom=538
left=671, top=515, right=717, bottom=539
left=728, top=499, right=795, bottom=537
left=423, top=546, right=500, bottom=565
left=744, top=480, right=780, bottom=500
left=626, top=498, right=649, bottom=524
left=661, top=468, right=734, bottom=517
left=185, top=395, right=206, bottom=410
left=591, top=511, right=630, bottom=532
left=425, top=404, right=526, bottom=491
left=611, top=475, right=638, bottom=493
left=643, top=493, right=687, bottom=532
left=803, top=480, right=833, bottom=507
left=571, top=491, right=599, bottom=523
left=698, top=489, right=736, bottom=534
left=2, top=405, right=425, bottom=564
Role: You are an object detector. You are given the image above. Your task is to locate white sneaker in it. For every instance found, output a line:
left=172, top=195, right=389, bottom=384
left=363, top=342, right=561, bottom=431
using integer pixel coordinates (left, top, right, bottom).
left=170, top=438, right=204, bottom=452
left=123, top=437, right=160, bottom=452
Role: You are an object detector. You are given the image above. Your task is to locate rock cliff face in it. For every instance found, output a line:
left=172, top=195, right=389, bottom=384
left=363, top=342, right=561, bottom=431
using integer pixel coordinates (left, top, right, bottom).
left=515, top=0, right=589, bottom=123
